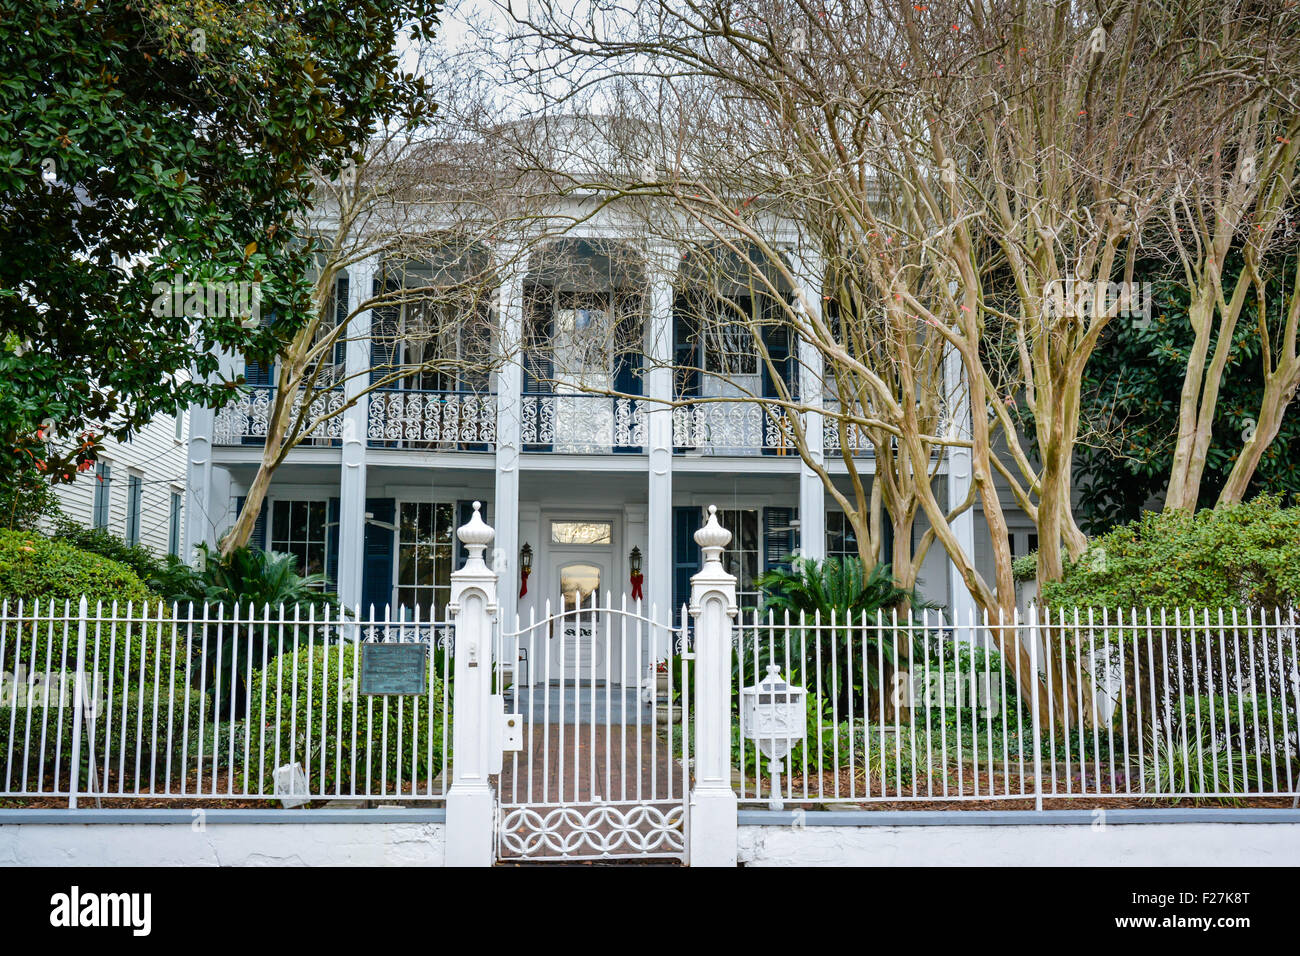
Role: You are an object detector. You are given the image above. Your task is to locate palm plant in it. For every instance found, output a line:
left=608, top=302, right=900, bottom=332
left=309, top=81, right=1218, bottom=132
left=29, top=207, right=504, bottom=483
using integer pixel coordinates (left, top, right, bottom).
left=751, top=556, right=934, bottom=718
left=173, top=544, right=342, bottom=719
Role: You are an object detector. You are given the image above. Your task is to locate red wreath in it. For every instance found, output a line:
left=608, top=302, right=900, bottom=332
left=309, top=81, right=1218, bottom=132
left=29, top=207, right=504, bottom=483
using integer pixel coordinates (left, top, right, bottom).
left=519, top=567, right=530, bottom=598
left=630, top=572, right=644, bottom=601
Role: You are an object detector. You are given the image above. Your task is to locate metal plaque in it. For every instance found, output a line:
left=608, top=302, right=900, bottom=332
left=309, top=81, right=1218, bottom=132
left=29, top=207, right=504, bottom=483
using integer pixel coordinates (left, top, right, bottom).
left=360, top=643, right=427, bottom=696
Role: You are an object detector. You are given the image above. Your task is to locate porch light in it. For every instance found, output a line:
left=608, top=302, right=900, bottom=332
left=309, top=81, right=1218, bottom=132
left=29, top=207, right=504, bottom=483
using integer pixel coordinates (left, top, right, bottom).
left=629, top=546, right=642, bottom=576
left=520, top=542, right=533, bottom=575
left=741, top=664, right=807, bottom=811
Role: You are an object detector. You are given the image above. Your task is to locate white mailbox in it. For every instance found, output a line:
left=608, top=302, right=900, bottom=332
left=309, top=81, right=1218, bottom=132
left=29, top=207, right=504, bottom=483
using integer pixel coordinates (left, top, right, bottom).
left=741, top=665, right=806, bottom=810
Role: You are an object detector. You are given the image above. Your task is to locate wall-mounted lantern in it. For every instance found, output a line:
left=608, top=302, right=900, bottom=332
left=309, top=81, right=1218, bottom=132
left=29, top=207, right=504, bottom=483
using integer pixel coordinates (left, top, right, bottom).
left=740, top=664, right=807, bottom=810
left=629, top=546, right=644, bottom=600
left=519, top=542, right=533, bottom=598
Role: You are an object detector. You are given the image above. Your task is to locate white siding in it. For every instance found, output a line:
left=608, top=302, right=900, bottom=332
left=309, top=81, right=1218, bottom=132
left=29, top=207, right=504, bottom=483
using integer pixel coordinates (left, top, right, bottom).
left=44, top=410, right=189, bottom=556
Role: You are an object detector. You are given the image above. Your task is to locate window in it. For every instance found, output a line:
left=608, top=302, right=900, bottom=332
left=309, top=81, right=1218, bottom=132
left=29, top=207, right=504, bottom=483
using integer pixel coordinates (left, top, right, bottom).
left=1007, top=531, right=1039, bottom=558
left=715, top=507, right=760, bottom=609
left=396, top=502, right=455, bottom=619
left=168, top=492, right=183, bottom=556
left=124, top=474, right=143, bottom=546
left=826, top=512, right=859, bottom=561
left=702, top=314, right=759, bottom=377
left=92, top=463, right=112, bottom=529
left=270, top=500, right=330, bottom=579
left=552, top=292, right=615, bottom=390
left=174, top=413, right=185, bottom=443
left=551, top=521, right=612, bottom=545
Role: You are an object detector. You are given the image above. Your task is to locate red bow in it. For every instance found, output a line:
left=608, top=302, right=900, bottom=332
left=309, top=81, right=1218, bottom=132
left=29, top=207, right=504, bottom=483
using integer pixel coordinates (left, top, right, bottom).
left=630, top=572, right=644, bottom=601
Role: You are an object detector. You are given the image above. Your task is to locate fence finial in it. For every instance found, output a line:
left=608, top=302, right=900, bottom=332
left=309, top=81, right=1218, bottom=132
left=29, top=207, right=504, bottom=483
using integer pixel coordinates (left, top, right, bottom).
left=456, top=500, right=494, bottom=570
left=694, top=504, right=731, bottom=566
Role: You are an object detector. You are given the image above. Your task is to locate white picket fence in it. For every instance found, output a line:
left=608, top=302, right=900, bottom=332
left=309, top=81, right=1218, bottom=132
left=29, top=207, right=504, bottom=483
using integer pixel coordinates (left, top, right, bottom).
left=2, top=598, right=1296, bottom=810
left=0, top=599, right=454, bottom=806
left=735, top=606, right=1300, bottom=806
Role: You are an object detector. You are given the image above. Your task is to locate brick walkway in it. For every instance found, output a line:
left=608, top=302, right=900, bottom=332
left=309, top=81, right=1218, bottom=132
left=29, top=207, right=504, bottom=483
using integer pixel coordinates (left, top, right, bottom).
left=495, top=722, right=688, bottom=860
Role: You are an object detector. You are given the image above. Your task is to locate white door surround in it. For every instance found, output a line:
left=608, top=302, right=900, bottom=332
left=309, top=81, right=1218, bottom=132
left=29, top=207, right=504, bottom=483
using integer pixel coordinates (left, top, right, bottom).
left=535, top=510, right=625, bottom=683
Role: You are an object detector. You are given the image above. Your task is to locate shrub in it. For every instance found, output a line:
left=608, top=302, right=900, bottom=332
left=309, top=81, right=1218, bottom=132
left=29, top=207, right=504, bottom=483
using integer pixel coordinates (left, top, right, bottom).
left=0, top=530, right=173, bottom=683
left=245, top=644, right=445, bottom=799
left=174, top=545, right=341, bottom=719
left=1040, top=495, right=1300, bottom=611
left=0, top=529, right=156, bottom=608
left=50, top=521, right=200, bottom=598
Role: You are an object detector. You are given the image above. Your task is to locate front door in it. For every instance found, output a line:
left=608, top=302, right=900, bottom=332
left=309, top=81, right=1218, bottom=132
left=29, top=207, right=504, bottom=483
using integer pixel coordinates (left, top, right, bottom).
left=551, top=557, right=609, bottom=680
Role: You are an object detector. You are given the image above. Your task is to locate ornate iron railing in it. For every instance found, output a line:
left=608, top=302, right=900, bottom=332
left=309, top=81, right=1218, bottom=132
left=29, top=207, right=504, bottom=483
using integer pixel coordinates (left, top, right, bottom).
left=212, top=385, right=345, bottom=447
left=367, top=388, right=496, bottom=450
left=521, top=393, right=647, bottom=453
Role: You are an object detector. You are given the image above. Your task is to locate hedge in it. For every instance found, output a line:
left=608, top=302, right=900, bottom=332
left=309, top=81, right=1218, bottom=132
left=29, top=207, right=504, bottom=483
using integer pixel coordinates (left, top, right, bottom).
left=245, top=644, right=446, bottom=798
left=1040, top=496, right=1300, bottom=611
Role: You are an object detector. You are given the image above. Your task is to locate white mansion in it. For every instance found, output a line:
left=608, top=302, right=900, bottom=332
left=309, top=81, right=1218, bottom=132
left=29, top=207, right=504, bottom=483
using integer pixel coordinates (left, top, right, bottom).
left=180, top=139, right=1038, bottom=676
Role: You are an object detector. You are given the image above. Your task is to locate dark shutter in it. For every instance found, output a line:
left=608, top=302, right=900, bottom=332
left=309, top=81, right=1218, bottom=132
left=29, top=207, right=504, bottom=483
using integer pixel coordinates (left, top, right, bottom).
left=763, top=506, right=798, bottom=572
left=244, top=358, right=274, bottom=386
left=673, top=506, right=701, bottom=614
left=760, top=302, right=794, bottom=400
left=332, top=273, right=350, bottom=367
left=672, top=293, right=700, bottom=400
left=233, top=496, right=267, bottom=551
left=361, top=497, right=396, bottom=617
left=522, top=288, right=553, bottom=394
left=370, top=273, right=401, bottom=387
left=455, top=499, right=489, bottom=569
left=326, top=497, right=340, bottom=588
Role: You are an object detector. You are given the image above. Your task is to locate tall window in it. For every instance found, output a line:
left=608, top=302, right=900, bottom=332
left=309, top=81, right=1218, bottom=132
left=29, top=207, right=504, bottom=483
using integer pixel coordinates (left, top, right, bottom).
left=124, top=474, right=143, bottom=545
left=92, top=463, right=112, bottom=529
left=168, top=492, right=182, bottom=556
left=396, top=502, right=455, bottom=619
left=270, top=500, right=329, bottom=579
left=826, top=512, right=858, bottom=561
left=716, top=507, right=760, bottom=610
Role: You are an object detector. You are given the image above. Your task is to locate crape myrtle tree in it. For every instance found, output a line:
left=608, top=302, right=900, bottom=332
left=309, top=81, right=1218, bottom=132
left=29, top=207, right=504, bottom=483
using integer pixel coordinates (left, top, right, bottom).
left=0, top=0, right=440, bottom=490
left=486, top=0, right=1268, bottom=720
left=1153, top=2, right=1300, bottom=513
left=218, top=45, right=552, bottom=554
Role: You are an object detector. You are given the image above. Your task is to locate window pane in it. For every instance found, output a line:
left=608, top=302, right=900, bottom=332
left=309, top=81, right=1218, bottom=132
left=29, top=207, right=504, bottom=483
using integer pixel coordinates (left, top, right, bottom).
left=551, top=521, right=612, bottom=545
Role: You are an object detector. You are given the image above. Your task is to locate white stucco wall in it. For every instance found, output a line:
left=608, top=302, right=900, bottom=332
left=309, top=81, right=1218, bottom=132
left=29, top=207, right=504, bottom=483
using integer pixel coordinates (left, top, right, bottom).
left=737, top=821, right=1300, bottom=867
left=0, top=815, right=445, bottom=867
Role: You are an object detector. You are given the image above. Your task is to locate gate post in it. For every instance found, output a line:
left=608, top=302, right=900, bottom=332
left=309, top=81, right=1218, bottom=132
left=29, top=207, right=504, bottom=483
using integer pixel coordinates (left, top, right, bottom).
left=445, top=502, right=499, bottom=867
left=689, top=505, right=739, bottom=866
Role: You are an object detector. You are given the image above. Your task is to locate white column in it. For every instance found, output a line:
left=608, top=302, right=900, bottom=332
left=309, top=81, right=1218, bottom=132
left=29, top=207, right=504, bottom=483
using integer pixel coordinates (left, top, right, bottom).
left=338, top=258, right=377, bottom=608
left=793, top=247, right=825, bottom=561
left=183, top=348, right=236, bottom=561
left=493, top=251, right=526, bottom=630
left=689, top=505, right=739, bottom=867
left=646, top=248, right=676, bottom=643
left=944, top=343, right=978, bottom=626
left=183, top=402, right=213, bottom=563
left=445, top=502, right=500, bottom=867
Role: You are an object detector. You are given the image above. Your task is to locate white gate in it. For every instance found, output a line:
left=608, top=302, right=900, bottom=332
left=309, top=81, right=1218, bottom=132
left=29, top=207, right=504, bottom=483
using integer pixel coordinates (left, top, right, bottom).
left=492, top=592, right=693, bottom=862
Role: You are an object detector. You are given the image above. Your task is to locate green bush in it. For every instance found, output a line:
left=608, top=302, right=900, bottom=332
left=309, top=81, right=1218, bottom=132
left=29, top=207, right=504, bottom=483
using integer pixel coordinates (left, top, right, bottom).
left=245, top=644, right=445, bottom=799
left=1040, top=496, right=1300, bottom=611
left=0, top=529, right=157, bottom=608
left=0, top=530, right=174, bottom=683
left=50, top=521, right=200, bottom=598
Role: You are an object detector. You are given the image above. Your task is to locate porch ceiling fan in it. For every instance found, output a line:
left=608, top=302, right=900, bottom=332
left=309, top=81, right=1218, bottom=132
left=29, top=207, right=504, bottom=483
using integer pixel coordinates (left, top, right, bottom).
left=364, top=512, right=397, bottom=531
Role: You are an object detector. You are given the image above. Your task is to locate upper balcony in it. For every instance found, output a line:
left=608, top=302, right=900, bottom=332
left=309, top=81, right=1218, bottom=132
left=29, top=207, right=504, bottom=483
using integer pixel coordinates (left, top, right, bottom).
left=211, top=382, right=873, bottom=458
left=209, top=238, right=880, bottom=459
